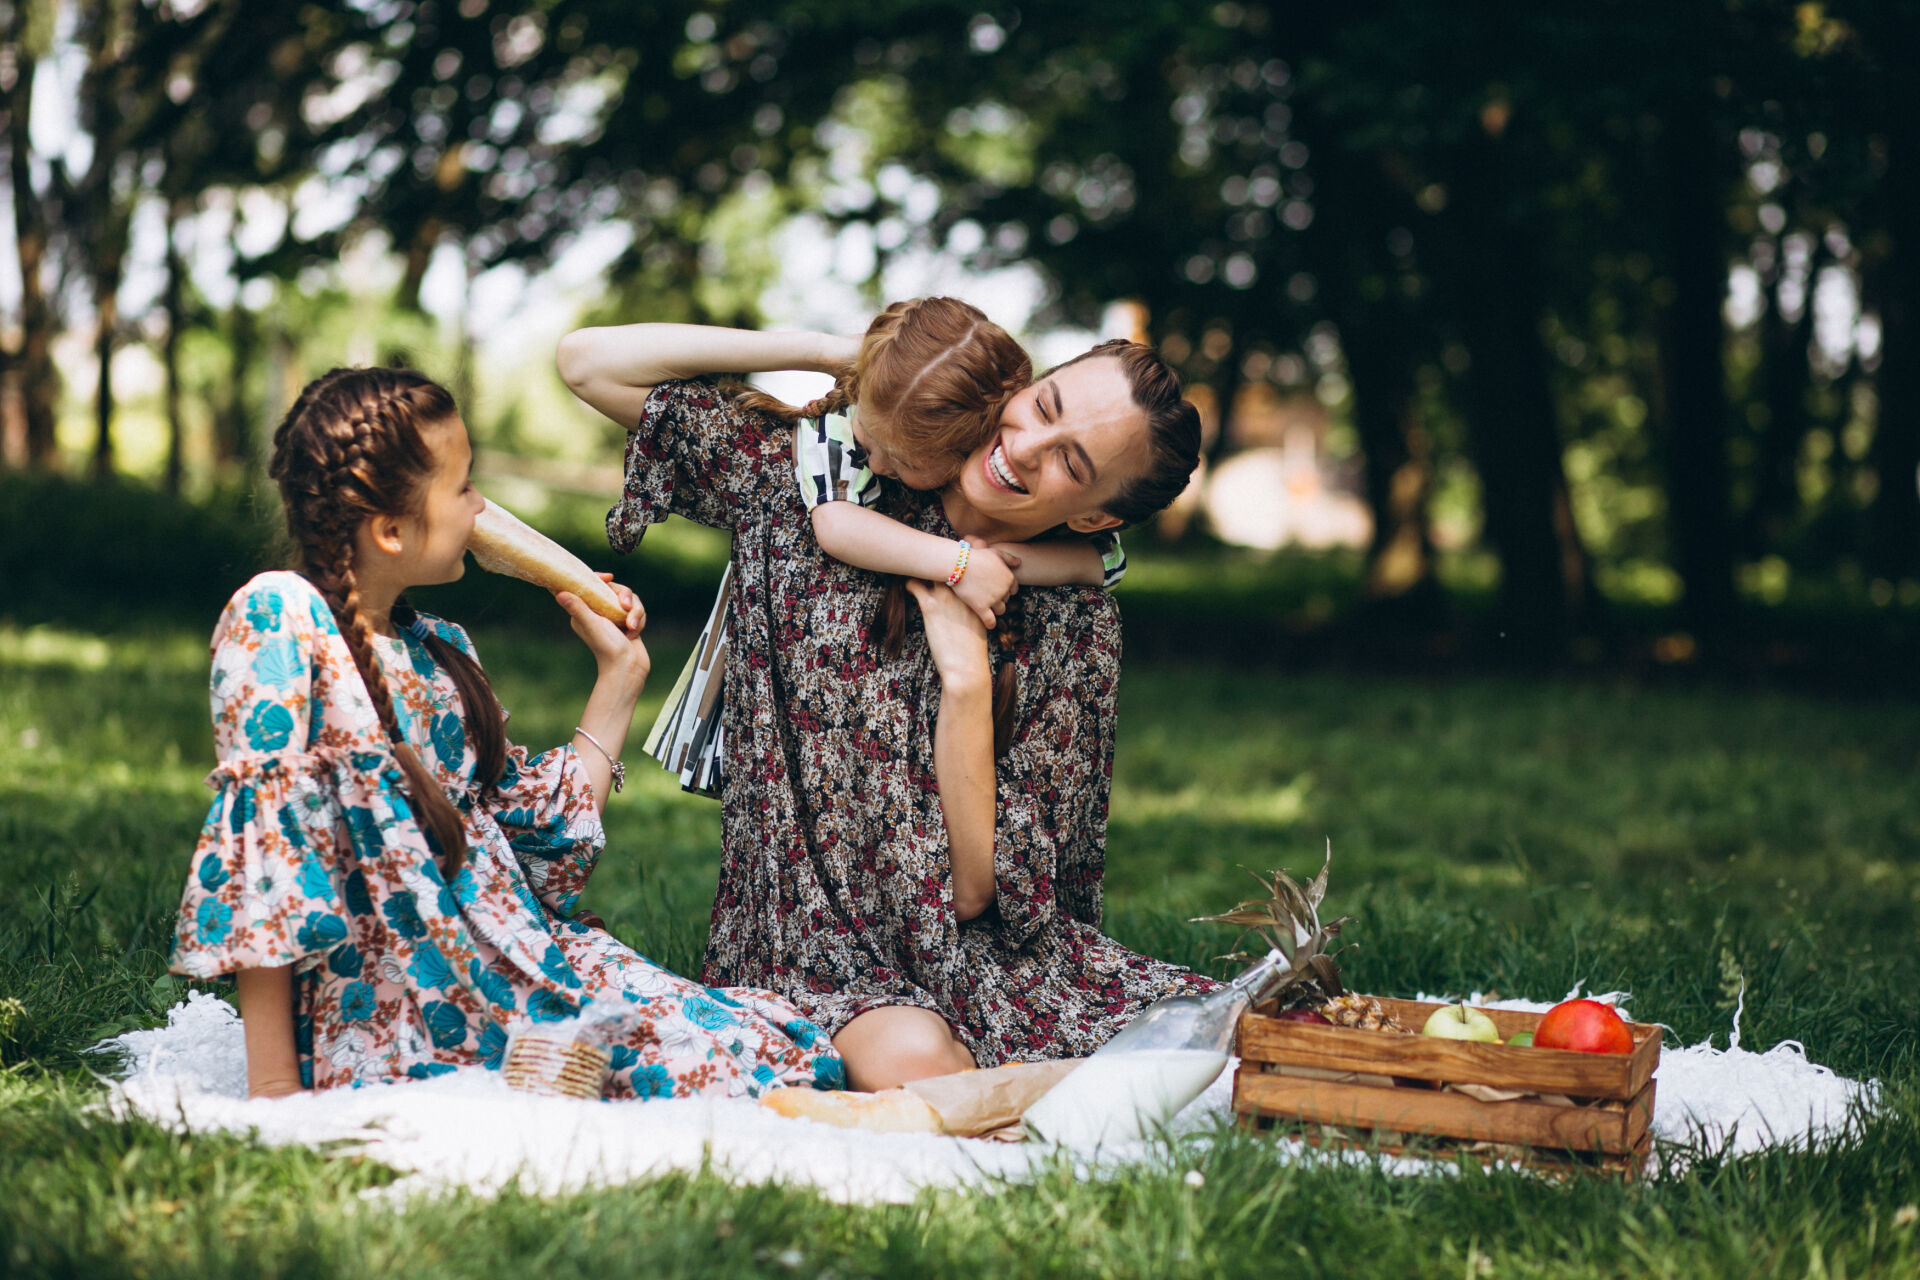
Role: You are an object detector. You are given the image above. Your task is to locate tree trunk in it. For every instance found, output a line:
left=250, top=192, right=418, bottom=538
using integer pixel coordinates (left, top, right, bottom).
left=92, top=271, right=119, bottom=481
left=1744, top=235, right=1821, bottom=554
left=1293, top=83, right=1439, bottom=604
left=1203, top=358, right=1244, bottom=469
left=162, top=198, right=186, bottom=496
left=1868, top=14, right=1920, bottom=578
left=1443, top=131, right=1589, bottom=649
left=1657, top=93, right=1736, bottom=638
left=1341, top=315, right=1432, bottom=599
left=219, top=301, right=258, bottom=470
left=5, top=41, right=58, bottom=470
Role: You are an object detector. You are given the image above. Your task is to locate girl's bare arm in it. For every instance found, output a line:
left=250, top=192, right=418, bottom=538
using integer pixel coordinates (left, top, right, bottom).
left=811, top=504, right=1016, bottom=628
left=554, top=578, right=650, bottom=815
left=556, top=324, right=858, bottom=430
left=235, top=965, right=305, bottom=1098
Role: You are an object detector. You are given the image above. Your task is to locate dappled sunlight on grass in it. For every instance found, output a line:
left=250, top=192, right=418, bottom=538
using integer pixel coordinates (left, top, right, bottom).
left=1109, top=772, right=1315, bottom=827
left=3, top=612, right=1918, bottom=1278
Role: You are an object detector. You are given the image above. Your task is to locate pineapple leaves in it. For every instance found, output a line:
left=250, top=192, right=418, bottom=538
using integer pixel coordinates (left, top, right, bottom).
left=1192, top=854, right=1356, bottom=1012
left=1306, top=841, right=1332, bottom=910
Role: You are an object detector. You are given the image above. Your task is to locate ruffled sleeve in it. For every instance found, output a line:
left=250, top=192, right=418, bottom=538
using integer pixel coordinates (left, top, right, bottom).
left=171, top=573, right=371, bottom=978
left=607, top=378, right=795, bottom=552
left=489, top=742, right=607, bottom=919
left=985, top=588, right=1122, bottom=948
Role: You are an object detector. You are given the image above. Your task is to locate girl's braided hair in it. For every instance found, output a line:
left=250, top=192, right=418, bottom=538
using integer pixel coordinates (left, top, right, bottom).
left=733, top=296, right=1032, bottom=488
left=268, top=367, right=505, bottom=879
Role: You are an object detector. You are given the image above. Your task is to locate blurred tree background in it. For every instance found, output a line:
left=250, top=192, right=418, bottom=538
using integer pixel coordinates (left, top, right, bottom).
left=2, top=0, right=1916, bottom=676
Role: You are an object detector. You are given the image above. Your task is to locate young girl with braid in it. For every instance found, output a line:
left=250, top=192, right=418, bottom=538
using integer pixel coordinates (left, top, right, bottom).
left=645, top=296, right=1129, bottom=797
left=169, top=367, right=842, bottom=1099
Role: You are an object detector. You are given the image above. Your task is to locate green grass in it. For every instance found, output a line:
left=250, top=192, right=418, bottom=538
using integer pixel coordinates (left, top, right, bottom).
left=2, top=614, right=1918, bottom=1278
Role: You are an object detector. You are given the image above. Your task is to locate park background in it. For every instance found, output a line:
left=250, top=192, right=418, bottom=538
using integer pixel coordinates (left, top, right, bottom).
left=1, top=2, right=1917, bottom=1277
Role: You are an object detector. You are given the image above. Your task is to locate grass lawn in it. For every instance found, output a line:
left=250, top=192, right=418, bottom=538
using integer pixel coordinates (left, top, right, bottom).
left=1, top=609, right=1917, bottom=1279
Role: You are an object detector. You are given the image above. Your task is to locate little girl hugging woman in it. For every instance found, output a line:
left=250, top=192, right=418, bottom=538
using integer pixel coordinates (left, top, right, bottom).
left=644, top=296, right=1130, bottom=797
left=169, top=367, right=842, bottom=1099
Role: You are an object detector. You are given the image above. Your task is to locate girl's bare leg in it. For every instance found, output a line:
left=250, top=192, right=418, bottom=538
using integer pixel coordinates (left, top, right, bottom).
left=832, top=1005, right=976, bottom=1091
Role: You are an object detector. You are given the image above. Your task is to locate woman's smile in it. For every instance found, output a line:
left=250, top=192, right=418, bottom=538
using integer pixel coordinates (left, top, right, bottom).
left=983, top=438, right=1029, bottom=495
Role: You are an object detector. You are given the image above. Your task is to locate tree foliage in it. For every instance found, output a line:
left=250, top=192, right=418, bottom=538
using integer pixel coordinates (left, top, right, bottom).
left=3, top=0, right=1914, bottom=640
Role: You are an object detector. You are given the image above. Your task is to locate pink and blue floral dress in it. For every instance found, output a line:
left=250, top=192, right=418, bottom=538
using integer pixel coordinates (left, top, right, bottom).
left=170, top=570, right=842, bottom=1098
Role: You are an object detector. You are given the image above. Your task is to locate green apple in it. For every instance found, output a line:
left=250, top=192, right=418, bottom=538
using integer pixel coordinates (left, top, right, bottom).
left=1420, top=1002, right=1501, bottom=1043
left=1506, top=1031, right=1534, bottom=1047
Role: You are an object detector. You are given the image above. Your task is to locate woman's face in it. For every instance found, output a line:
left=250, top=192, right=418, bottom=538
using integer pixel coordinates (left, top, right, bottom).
left=949, top=356, right=1150, bottom=536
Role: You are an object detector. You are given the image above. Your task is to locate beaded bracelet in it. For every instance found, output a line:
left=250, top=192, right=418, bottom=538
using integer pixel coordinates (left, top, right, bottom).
left=947, top=540, right=972, bottom=587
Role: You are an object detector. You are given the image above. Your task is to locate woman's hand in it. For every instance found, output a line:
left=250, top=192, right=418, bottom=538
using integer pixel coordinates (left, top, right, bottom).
left=556, top=574, right=649, bottom=690
left=905, top=579, right=991, bottom=692
left=558, top=323, right=867, bottom=429
left=817, top=331, right=861, bottom=376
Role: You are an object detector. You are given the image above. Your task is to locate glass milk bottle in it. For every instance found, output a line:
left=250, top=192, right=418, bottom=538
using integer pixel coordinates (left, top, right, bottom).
left=1022, top=950, right=1290, bottom=1147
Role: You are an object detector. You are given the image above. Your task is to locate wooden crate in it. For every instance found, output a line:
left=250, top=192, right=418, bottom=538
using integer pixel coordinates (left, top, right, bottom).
left=1234, top=997, right=1661, bottom=1179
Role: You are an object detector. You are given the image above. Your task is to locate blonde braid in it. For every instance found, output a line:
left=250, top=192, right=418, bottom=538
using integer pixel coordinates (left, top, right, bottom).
left=795, top=371, right=858, bottom=422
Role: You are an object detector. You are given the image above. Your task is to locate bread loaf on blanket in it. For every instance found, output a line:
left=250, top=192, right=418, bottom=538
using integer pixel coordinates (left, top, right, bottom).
left=758, top=1087, right=942, bottom=1133
left=468, top=498, right=627, bottom=622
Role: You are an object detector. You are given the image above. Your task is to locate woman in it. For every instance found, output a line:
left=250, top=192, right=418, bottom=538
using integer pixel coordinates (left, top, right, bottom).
left=557, top=322, right=1213, bottom=1089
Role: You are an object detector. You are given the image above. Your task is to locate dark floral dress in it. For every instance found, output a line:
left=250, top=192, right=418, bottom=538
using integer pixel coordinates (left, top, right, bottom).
left=608, top=380, right=1214, bottom=1067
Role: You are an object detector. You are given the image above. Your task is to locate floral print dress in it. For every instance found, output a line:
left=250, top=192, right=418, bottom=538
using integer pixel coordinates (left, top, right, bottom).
left=608, top=381, right=1213, bottom=1068
left=170, top=570, right=843, bottom=1097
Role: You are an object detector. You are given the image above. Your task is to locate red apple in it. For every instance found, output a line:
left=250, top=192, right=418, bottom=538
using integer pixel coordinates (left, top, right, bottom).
left=1532, top=999, right=1633, bottom=1054
left=1274, top=1009, right=1333, bottom=1025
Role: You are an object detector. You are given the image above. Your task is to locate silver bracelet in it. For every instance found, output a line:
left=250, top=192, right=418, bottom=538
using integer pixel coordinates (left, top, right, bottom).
left=572, top=726, right=625, bottom=794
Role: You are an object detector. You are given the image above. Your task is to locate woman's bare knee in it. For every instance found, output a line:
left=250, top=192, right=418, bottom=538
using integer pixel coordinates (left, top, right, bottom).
left=833, top=1006, right=975, bottom=1091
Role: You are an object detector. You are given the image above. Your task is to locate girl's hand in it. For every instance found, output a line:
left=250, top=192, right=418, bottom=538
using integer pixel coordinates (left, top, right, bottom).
left=905, top=579, right=991, bottom=690
left=949, top=547, right=1018, bottom=629
left=556, top=574, right=649, bottom=690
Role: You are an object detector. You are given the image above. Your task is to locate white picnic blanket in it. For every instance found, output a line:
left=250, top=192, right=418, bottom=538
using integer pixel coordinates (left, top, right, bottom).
left=91, top=988, right=1878, bottom=1205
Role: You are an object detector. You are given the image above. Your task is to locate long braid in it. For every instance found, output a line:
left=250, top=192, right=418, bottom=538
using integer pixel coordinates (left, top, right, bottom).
left=988, top=597, right=1022, bottom=759
left=269, top=367, right=494, bottom=881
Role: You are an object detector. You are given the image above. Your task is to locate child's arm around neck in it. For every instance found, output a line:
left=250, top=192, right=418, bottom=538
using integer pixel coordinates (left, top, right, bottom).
left=811, top=502, right=1017, bottom=630
left=990, top=538, right=1109, bottom=588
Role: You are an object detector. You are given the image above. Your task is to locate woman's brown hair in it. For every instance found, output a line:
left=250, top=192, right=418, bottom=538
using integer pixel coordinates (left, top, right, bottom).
left=268, top=366, right=506, bottom=879
left=879, top=339, right=1201, bottom=756
left=734, top=296, right=1033, bottom=488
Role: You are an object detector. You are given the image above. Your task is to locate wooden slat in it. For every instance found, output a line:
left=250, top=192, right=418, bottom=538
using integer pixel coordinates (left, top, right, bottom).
left=1244, top=1118, right=1655, bottom=1182
left=1238, top=1000, right=1660, bottom=1101
left=1233, top=1067, right=1645, bottom=1153
left=1619, top=1080, right=1657, bottom=1150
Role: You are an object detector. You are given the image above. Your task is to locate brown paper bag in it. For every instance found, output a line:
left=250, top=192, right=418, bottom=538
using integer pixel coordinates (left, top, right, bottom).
left=903, top=1059, right=1083, bottom=1141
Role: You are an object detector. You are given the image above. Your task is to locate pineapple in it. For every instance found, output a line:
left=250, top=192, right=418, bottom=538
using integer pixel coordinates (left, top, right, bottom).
left=1192, top=844, right=1410, bottom=1031
left=1191, top=844, right=1353, bottom=1015
left=1317, top=991, right=1408, bottom=1033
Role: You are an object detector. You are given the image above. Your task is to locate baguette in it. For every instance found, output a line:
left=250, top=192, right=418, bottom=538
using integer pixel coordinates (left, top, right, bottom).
left=758, top=1087, right=942, bottom=1133
left=468, top=498, right=627, bottom=622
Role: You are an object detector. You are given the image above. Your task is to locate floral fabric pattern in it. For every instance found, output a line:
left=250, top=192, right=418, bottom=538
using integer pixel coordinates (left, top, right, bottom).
left=171, top=571, right=842, bottom=1097
left=608, top=381, right=1213, bottom=1067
